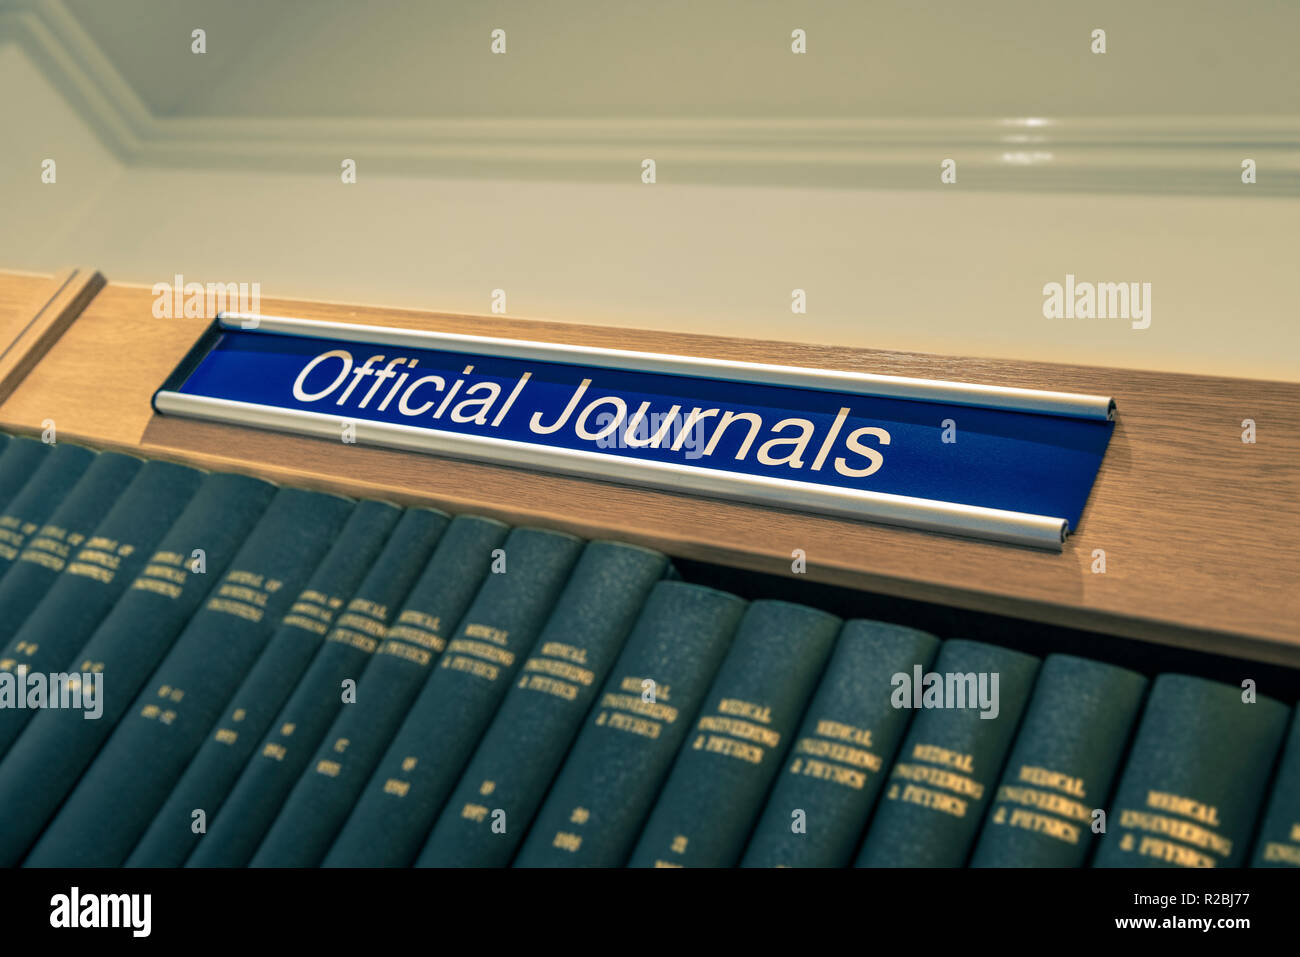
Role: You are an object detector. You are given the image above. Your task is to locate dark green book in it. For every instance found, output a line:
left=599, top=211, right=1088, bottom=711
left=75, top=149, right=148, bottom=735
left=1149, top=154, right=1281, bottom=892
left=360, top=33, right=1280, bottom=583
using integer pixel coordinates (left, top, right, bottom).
left=0, top=442, right=95, bottom=577
left=23, top=486, right=355, bottom=867
left=0, top=450, right=141, bottom=645
left=416, top=541, right=669, bottom=867
left=0, top=436, right=49, bottom=514
left=854, top=639, right=1041, bottom=867
left=627, top=600, right=841, bottom=867
left=0, top=471, right=274, bottom=866
left=254, top=521, right=555, bottom=870
left=125, top=499, right=417, bottom=867
left=1092, top=674, right=1289, bottom=868
left=322, top=527, right=584, bottom=866
left=513, top=581, right=745, bottom=867
left=0, top=459, right=204, bottom=758
left=1252, top=708, right=1300, bottom=867
left=741, top=620, right=941, bottom=868
left=191, top=514, right=509, bottom=868
left=969, top=654, right=1148, bottom=867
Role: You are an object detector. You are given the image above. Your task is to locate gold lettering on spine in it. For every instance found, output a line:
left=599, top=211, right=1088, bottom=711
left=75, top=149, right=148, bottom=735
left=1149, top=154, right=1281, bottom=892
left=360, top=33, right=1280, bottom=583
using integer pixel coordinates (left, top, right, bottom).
left=463, top=623, right=508, bottom=644
left=524, top=657, right=593, bottom=685
left=697, top=716, right=781, bottom=749
left=1262, top=822, right=1300, bottom=865
left=520, top=674, right=578, bottom=700
left=68, top=538, right=130, bottom=582
left=784, top=717, right=882, bottom=791
left=1144, top=790, right=1222, bottom=828
left=383, top=608, right=446, bottom=664
left=442, top=655, right=499, bottom=680
left=619, top=676, right=671, bottom=700
left=131, top=552, right=188, bottom=599
left=880, top=741, right=981, bottom=819
left=795, top=737, right=880, bottom=770
left=898, top=783, right=968, bottom=817
left=1107, top=789, right=1235, bottom=867
left=1261, top=842, right=1300, bottom=865
left=1135, top=835, right=1215, bottom=868
left=204, top=569, right=283, bottom=622
left=699, top=734, right=763, bottom=763
left=684, top=698, right=781, bottom=766
left=552, top=832, right=582, bottom=852
left=282, top=590, right=344, bottom=635
left=548, top=800, right=590, bottom=852
left=19, top=526, right=74, bottom=571
left=446, top=639, right=515, bottom=666
left=1117, top=809, right=1232, bottom=857
left=379, top=640, right=430, bottom=665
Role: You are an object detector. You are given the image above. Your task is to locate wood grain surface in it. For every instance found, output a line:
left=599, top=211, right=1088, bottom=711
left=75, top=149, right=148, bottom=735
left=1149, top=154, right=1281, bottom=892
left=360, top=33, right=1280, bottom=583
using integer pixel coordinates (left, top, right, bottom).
left=1, top=278, right=1296, bottom=666
left=0, top=270, right=59, bottom=354
left=0, top=267, right=105, bottom=406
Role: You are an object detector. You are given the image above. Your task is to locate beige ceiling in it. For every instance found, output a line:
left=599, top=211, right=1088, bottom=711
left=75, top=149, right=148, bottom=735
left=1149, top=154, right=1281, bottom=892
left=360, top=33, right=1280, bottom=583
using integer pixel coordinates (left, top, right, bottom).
left=61, top=0, right=1300, bottom=119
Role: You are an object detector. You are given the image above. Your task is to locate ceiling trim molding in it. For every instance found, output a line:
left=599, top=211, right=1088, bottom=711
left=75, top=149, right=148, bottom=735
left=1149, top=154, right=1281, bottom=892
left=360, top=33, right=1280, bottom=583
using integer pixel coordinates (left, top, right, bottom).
left=7, top=0, right=1299, bottom=194
left=1, top=0, right=151, bottom=156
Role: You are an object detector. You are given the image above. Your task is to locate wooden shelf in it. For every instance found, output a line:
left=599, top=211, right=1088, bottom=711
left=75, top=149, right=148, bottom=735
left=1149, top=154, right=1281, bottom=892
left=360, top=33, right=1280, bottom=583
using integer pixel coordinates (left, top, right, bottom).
left=0, top=268, right=104, bottom=406
left=1, top=275, right=1296, bottom=666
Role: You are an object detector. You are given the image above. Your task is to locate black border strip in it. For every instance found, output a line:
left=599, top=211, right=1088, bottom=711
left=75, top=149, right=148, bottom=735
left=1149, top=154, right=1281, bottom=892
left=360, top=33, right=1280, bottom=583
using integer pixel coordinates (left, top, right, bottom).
left=150, top=317, right=224, bottom=413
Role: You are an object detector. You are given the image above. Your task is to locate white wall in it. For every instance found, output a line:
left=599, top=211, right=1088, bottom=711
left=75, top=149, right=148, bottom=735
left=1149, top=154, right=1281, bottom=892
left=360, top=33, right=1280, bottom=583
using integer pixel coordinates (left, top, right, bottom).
left=0, top=42, right=123, bottom=264
left=2, top=1, right=1297, bottom=382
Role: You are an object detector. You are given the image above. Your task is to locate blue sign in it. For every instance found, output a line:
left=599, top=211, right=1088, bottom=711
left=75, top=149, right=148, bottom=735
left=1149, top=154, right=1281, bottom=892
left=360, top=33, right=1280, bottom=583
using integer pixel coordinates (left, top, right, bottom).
left=154, top=316, right=1116, bottom=550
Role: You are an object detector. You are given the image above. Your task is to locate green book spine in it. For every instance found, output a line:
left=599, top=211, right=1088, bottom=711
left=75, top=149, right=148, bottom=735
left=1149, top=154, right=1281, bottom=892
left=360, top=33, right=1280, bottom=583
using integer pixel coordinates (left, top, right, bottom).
left=0, top=437, right=49, bottom=514
left=0, top=442, right=95, bottom=578
left=0, top=459, right=204, bottom=759
left=417, top=541, right=669, bottom=867
left=125, top=499, right=416, bottom=867
left=322, top=527, right=585, bottom=867
left=627, top=600, right=841, bottom=867
left=968, top=654, right=1148, bottom=867
left=0, top=471, right=274, bottom=866
left=1252, top=709, right=1300, bottom=867
left=513, top=581, right=745, bottom=868
left=23, top=487, right=355, bottom=867
left=194, top=514, right=508, bottom=868
left=741, top=620, right=941, bottom=868
left=0, top=451, right=141, bottom=645
left=1092, top=673, right=1289, bottom=868
left=854, top=639, right=1040, bottom=867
